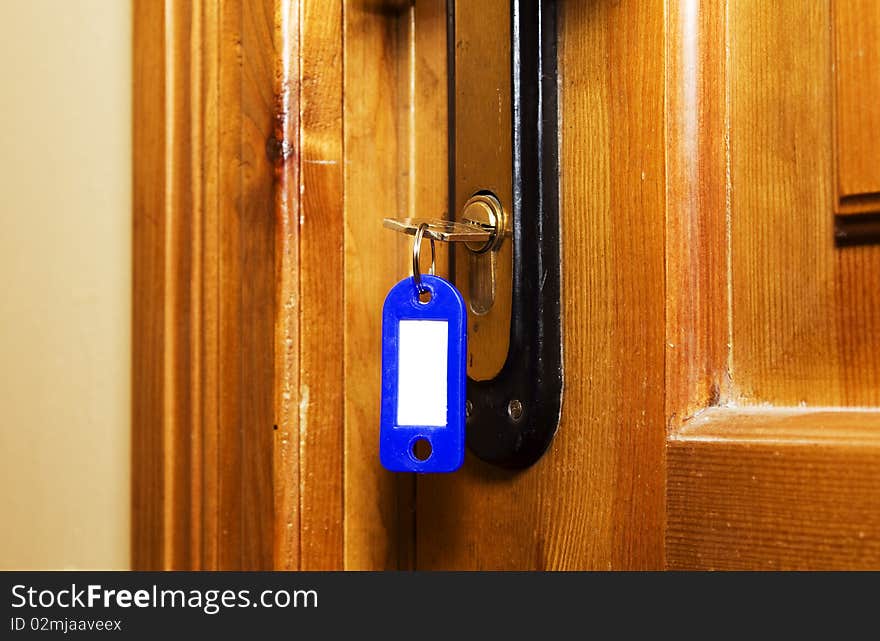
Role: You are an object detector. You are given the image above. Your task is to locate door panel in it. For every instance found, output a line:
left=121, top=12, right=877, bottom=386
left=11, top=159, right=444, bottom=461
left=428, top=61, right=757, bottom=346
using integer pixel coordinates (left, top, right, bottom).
left=728, top=0, right=880, bottom=407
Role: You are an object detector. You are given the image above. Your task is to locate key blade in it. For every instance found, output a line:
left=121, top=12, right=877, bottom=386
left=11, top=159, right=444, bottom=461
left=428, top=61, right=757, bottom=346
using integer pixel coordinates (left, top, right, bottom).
left=383, top=217, right=492, bottom=243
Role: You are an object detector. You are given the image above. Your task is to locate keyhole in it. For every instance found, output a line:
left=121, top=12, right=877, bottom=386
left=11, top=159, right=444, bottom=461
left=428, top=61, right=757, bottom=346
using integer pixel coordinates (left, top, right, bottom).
left=411, top=438, right=432, bottom=461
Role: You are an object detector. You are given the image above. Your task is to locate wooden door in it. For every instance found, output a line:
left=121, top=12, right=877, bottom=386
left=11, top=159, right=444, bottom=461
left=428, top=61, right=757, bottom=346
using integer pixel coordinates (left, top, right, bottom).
left=133, top=0, right=880, bottom=570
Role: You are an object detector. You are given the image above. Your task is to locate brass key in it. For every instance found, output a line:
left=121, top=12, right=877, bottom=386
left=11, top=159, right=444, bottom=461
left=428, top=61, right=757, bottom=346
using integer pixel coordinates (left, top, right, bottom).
left=384, top=192, right=505, bottom=253
left=382, top=217, right=493, bottom=245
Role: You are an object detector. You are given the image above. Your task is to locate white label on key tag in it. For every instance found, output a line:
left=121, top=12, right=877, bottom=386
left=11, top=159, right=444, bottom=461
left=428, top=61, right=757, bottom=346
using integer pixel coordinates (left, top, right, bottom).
left=397, top=320, right=448, bottom=426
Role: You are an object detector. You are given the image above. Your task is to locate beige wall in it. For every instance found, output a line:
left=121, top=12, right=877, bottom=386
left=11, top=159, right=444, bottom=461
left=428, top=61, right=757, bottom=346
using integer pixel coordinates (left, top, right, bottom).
left=0, top=0, right=130, bottom=569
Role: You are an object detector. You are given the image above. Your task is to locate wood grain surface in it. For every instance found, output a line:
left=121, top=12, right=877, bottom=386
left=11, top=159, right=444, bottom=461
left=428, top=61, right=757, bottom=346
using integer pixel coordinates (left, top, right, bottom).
left=132, top=0, right=169, bottom=570
left=668, top=408, right=880, bottom=570
left=295, top=0, right=345, bottom=571
left=664, top=0, right=730, bottom=426
left=133, top=0, right=279, bottom=570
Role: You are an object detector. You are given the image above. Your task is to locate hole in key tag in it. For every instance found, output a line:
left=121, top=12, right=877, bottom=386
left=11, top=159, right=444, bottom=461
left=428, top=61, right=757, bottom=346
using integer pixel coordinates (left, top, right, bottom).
left=380, top=266, right=467, bottom=472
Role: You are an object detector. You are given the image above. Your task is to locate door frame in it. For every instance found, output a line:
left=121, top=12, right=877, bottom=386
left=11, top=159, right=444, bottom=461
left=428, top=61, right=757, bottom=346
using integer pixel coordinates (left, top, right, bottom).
left=132, top=0, right=342, bottom=570
left=132, top=0, right=438, bottom=571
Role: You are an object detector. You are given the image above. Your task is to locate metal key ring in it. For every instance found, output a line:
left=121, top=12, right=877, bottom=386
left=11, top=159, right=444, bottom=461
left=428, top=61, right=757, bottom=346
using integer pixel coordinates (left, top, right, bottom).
left=412, top=222, right=436, bottom=293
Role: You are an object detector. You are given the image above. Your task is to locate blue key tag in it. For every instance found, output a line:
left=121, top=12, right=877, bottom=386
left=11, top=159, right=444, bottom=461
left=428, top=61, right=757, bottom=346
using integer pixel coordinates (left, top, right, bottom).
left=380, top=271, right=467, bottom=473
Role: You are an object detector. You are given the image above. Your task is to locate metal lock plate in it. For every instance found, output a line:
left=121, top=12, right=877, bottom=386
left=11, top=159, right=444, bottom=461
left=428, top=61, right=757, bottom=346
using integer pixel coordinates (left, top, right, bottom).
left=450, top=0, right=563, bottom=468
